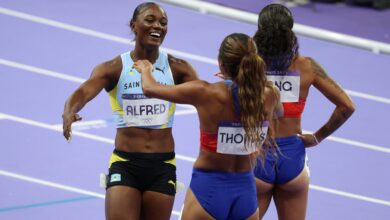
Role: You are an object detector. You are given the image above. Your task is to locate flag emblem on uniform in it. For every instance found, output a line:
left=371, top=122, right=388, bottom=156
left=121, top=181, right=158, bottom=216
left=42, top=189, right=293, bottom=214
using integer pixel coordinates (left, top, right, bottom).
left=110, top=173, right=121, bottom=182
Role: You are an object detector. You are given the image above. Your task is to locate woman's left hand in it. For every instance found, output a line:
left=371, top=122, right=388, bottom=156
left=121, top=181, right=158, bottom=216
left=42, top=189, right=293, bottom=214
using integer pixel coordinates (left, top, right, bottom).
left=297, top=133, right=320, bottom=148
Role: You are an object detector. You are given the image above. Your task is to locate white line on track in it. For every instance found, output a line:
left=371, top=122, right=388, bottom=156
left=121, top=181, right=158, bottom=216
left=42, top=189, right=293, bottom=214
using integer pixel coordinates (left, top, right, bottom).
left=302, top=130, right=390, bottom=153
left=309, top=185, right=390, bottom=206
left=0, top=112, right=196, bottom=162
left=56, top=119, right=108, bottom=131
left=345, top=89, right=390, bottom=104
left=0, top=58, right=85, bottom=83
left=0, top=7, right=389, bottom=104
left=0, top=170, right=181, bottom=217
left=0, top=7, right=216, bottom=66
left=0, top=170, right=105, bottom=199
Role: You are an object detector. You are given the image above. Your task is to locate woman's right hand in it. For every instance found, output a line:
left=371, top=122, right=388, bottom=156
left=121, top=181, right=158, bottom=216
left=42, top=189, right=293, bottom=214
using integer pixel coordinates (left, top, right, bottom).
left=214, top=72, right=227, bottom=80
left=62, top=113, right=82, bottom=142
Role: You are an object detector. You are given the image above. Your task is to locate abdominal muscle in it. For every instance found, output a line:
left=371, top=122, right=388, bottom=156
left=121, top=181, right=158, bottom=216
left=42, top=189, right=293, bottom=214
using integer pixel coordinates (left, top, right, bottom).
left=114, top=127, right=174, bottom=153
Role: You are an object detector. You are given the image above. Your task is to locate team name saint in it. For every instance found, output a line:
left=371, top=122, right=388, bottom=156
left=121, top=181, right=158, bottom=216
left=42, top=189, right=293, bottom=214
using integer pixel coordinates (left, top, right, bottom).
left=124, top=81, right=168, bottom=90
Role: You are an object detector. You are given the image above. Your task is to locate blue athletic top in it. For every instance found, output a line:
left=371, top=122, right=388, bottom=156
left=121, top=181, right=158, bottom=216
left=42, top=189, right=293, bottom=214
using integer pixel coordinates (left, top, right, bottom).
left=224, top=80, right=241, bottom=116
left=108, top=51, right=176, bottom=129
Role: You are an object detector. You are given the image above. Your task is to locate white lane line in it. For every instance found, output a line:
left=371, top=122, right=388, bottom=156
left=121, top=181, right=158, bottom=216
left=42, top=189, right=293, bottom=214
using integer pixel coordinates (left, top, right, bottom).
left=309, top=184, right=390, bottom=206
left=345, top=89, right=390, bottom=104
left=0, top=170, right=181, bottom=216
left=0, top=170, right=105, bottom=199
left=0, top=58, right=85, bottom=83
left=0, top=113, right=196, bottom=162
left=52, top=119, right=108, bottom=131
left=302, top=130, right=390, bottom=154
left=51, top=120, right=108, bottom=130
left=0, top=8, right=389, bottom=104
left=327, top=135, right=390, bottom=153
left=0, top=7, right=216, bottom=65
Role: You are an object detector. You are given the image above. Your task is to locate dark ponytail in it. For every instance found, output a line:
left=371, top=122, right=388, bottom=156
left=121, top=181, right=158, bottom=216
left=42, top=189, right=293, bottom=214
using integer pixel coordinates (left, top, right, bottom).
left=253, top=4, right=299, bottom=71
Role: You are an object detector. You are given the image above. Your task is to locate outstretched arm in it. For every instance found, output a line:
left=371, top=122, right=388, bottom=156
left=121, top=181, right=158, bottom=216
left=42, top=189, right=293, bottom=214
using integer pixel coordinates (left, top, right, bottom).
left=62, top=57, right=121, bottom=141
left=134, top=60, right=207, bottom=106
left=302, top=57, right=355, bottom=147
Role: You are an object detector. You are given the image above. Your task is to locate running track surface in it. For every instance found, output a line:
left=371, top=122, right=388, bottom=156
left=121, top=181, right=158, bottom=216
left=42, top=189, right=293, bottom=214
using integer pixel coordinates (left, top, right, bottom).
left=0, top=0, right=389, bottom=219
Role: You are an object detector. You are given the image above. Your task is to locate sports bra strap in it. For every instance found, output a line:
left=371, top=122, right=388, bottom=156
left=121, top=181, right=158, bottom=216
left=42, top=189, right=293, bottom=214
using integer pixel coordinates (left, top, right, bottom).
left=224, top=80, right=241, bottom=116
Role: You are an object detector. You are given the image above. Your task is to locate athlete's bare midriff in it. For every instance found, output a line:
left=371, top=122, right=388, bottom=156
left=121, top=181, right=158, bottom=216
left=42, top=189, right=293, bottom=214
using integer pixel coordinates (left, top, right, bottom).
left=275, top=118, right=302, bottom=138
left=114, top=127, right=174, bottom=153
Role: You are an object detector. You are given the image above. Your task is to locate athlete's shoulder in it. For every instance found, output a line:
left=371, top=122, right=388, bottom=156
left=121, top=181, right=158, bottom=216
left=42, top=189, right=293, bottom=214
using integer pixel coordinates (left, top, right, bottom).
left=93, top=56, right=122, bottom=91
left=167, top=54, right=191, bottom=69
left=291, top=55, right=309, bottom=66
left=290, top=55, right=314, bottom=74
left=168, top=54, right=198, bottom=83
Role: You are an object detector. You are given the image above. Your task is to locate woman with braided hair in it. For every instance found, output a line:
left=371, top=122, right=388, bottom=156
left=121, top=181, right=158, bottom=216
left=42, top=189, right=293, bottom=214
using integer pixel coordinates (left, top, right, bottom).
left=253, top=4, right=355, bottom=220
left=134, top=33, right=281, bottom=220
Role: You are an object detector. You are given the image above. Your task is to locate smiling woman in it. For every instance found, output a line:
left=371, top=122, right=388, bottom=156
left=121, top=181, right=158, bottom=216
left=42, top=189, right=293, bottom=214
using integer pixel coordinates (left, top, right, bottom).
left=61, top=2, right=198, bottom=220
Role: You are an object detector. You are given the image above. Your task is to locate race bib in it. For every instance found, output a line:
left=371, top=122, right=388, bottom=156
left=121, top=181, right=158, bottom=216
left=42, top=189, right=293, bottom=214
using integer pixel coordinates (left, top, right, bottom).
left=267, top=70, right=300, bottom=103
left=122, top=94, right=169, bottom=126
left=217, top=121, right=269, bottom=155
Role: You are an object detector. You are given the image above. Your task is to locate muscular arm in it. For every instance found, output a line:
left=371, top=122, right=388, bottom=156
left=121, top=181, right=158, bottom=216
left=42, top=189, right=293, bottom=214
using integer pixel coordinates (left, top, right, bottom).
left=309, top=57, right=355, bottom=143
left=134, top=60, right=208, bottom=106
left=62, top=56, right=122, bottom=140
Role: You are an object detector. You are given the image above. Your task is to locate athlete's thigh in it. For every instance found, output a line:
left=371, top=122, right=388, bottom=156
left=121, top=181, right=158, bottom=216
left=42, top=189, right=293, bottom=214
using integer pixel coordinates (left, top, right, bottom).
left=256, top=178, right=274, bottom=219
left=181, top=189, right=214, bottom=220
left=105, top=186, right=142, bottom=220
left=273, top=169, right=309, bottom=220
left=278, top=167, right=309, bottom=192
left=142, top=190, right=175, bottom=220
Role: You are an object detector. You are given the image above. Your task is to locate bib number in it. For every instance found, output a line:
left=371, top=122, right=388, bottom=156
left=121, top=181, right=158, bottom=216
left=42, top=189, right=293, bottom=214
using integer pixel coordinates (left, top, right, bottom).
left=267, top=71, right=300, bottom=103
left=122, top=94, right=169, bottom=126
left=217, top=121, right=268, bottom=155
